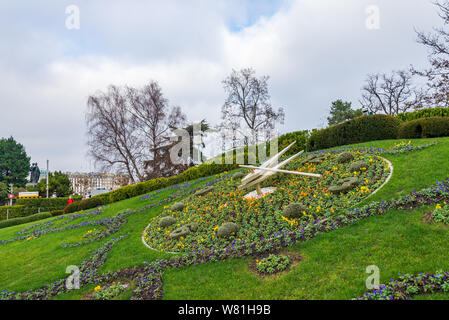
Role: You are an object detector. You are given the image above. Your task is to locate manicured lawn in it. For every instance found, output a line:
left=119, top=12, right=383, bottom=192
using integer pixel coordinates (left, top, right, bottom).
left=0, top=137, right=448, bottom=300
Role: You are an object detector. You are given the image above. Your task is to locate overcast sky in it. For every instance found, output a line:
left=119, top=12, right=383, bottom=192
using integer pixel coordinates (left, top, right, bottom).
left=0, top=0, right=441, bottom=172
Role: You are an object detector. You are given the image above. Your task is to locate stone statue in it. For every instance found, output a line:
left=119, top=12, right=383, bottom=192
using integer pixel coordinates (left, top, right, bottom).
left=29, top=163, right=41, bottom=184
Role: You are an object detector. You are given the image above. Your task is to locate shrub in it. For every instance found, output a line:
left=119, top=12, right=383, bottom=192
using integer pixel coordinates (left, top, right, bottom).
left=282, top=203, right=306, bottom=219
left=15, top=196, right=82, bottom=208
left=337, top=152, right=354, bottom=164
left=398, top=117, right=449, bottom=139
left=396, top=107, right=449, bottom=121
left=349, top=161, right=369, bottom=173
left=0, top=212, right=52, bottom=229
left=0, top=205, right=25, bottom=220
left=49, top=209, right=64, bottom=217
left=307, top=115, right=402, bottom=151
left=217, top=222, right=239, bottom=238
left=159, top=216, right=176, bottom=228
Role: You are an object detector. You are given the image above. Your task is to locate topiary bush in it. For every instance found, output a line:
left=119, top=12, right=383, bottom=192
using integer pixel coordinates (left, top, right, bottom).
left=159, top=216, right=176, bottom=228
left=398, top=117, right=449, bottom=139
left=329, top=177, right=359, bottom=194
left=308, top=115, right=403, bottom=151
left=282, top=203, right=306, bottom=219
left=194, top=186, right=215, bottom=197
left=337, top=152, right=354, bottom=164
left=349, top=161, right=369, bottom=173
left=217, top=222, right=239, bottom=238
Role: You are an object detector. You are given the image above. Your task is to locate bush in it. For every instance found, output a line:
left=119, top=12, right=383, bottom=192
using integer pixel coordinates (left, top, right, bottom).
left=273, top=130, right=310, bottom=156
left=282, top=203, right=306, bottom=219
left=307, top=115, right=402, bottom=151
left=0, top=205, right=25, bottom=220
left=50, top=209, right=64, bottom=217
left=398, top=117, right=449, bottom=139
left=0, top=212, right=52, bottom=229
left=396, top=107, right=449, bottom=121
left=15, top=196, right=82, bottom=208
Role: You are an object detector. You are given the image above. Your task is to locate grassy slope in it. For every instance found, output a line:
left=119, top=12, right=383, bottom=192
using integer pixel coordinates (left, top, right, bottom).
left=1, top=137, right=448, bottom=300
left=162, top=137, right=449, bottom=300
left=0, top=176, right=217, bottom=292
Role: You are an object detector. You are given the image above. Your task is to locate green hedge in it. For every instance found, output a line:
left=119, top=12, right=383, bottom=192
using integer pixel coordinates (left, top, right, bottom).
left=15, top=196, right=82, bottom=208
left=0, top=212, right=52, bottom=229
left=307, top=115, right=403, bottom=151
left=0, top=205, right=25, bottom=220
left=398, top=117, right=449, bottom=139
left=396, top=107, right=449, bottom=122
left=274, top=130, right=310, bottom=157
left=64, top=162, right=239, bottom=214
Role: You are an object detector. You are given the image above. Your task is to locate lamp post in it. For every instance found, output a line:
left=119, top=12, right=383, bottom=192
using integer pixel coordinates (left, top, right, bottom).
left=46, top=160, right=49, bottom=198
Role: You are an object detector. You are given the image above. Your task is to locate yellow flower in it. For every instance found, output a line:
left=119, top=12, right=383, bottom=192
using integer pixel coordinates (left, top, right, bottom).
left=94, top=286, right=101, bottom=291
left=436, top=204, right=442, bottom=209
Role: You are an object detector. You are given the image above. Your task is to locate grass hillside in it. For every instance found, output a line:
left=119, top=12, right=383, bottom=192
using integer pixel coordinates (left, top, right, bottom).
left=0, top=137, right=449, bottom=300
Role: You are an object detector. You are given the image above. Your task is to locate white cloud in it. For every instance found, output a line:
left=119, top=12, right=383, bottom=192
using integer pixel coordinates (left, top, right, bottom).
left=0, top=0, right=441, bottom=172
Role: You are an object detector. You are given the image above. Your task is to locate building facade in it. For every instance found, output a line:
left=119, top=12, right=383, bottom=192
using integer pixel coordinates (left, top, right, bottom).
left=66, top=172, right=131, bottom=195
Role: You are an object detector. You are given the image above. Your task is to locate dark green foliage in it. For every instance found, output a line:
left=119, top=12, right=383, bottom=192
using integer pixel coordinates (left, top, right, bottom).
left=327, top=100, right=363, bottom=126
left=0, top=205, right=25, bottom=220
left=16, top=196, right=82, bottom=208
left=274, top=130, right=310, bottom=157
left=349, top=161, right=369, bottom=173
left=337, top=152, right=354, bottom=164
left=308, top=115, right=403, bottom=151
left=329, top=177, right=359, bottom=194
left=0, top=212, right=52, bottom=229
left=398, top=117, right=449, bottom=139
left=0, top=182, right=8, bottom=204
left=159, top=216, right=176, bottom=228
left=49, top=210, right=64, bottom=217
left=396, top=107, right=449, bottom=121
left=282, top=203, right=306, bottom=219
left=0, top=137, right=31, bottom=187
left=217, top=222, right=239, bottom=238
left=35, top=171, right=73, bottom=197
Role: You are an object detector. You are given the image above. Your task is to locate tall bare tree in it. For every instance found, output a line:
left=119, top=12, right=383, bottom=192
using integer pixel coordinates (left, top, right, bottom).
left=359, top=71, right=424, bottom=115
left=86, top=85, right=145, bottom=183
left=414, top=1, right=449, bottom=107
left=220, top=68, right=284, bottom=145
left=127, top=81, right=187, bottom=179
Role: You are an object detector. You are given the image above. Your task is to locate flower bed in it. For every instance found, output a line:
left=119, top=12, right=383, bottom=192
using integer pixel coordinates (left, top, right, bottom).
left=431, top=202, right=449, bottom=224
left=255, top=254, right=291, bottom=275
left=144, top=151, right=391, bottom=253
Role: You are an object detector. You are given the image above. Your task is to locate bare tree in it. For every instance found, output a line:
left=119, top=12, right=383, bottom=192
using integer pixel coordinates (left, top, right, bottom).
left=86, top=85, right=146, bottom=183
left=359, top=71, right=424, bottom=115
left=126, top=81, right=187, bottom=179
left=220, top=68, right=284, bottom=145
left=414, top=1, right=449, bottom=107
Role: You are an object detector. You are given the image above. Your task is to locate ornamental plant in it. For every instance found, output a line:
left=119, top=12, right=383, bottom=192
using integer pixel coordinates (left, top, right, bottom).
left=93, top=282, right=127, bottom=300
left=432, top=202, right=449, bottom=224
left=256, top=254, right=291, bottom=274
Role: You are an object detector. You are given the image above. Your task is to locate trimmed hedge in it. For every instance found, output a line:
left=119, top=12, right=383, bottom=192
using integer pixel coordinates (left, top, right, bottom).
left=64, top=162, right=239, bottom=214
left=0, top=212, right=52, bottom=229
left=15, top=196, right=82, bottom=208
left=307, top=115, right=403, bottom=151
left=0, top=205, right=25, bottom=220
left=274, top=130, right=310, bottom=157
left=396, top=107, right=449, bottom=122
left=398, top=117, right=449, bottom=139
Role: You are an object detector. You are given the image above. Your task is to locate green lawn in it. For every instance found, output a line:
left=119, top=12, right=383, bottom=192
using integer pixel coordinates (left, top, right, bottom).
left=0, top=137, right=448, bottom=300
